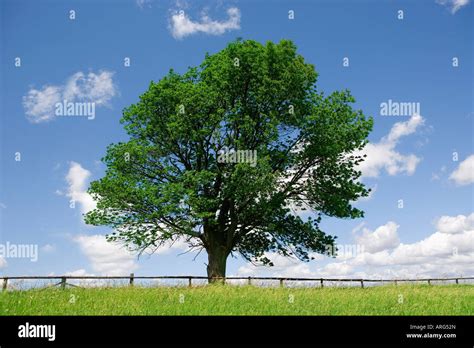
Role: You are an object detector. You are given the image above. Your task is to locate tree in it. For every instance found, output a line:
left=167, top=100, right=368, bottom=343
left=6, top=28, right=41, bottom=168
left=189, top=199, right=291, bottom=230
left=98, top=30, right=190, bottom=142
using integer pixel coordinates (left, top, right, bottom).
left=85, top=39, right=373, bottom=281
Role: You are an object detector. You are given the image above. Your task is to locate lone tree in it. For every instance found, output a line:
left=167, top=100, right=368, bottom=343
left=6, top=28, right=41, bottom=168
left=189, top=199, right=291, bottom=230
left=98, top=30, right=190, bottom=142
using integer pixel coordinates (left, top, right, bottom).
left=85, top=39, right=373, bottom=281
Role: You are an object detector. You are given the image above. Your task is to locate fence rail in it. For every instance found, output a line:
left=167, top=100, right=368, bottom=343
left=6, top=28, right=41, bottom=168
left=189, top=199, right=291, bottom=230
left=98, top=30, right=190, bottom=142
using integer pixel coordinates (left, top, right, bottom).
left=1, top=275, right=473, bottom=290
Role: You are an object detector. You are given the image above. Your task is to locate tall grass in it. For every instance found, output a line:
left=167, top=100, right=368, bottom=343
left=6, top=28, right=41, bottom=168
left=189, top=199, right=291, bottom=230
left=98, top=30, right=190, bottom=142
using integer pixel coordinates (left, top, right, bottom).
left=0, top=284, right=472, bottom=316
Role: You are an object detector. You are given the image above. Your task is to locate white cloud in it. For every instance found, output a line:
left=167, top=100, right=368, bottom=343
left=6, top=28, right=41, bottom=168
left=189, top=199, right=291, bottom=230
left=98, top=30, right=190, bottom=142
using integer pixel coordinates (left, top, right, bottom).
left=436, top=0, right=471, bottom=13
left=63, top=71, right=116, bottom=106
left=431, top=165, right=447, bottom=181
left=355, top=221, right=400, bottom=253
left=74, top=234, right=138, bottom=276
left=65, top=268, right=93, bottom=277
left=385, top=113, right=424, bottom=143
left=65, top=161, right=96, bottom=214
left=41, top=244, right=56, bottom=253
left=436, top=213, right=474, bottom=234
left=64, top=269, right=107, bottom=287
left=136, top=0, right=152, bottom=9
left=0, top=256, right=6, bottom=269
left=148, top=238, right=189, bottom=255
left=23, top=70, right=117, bottom=123
left=237, top=212, right=474, bottom=279
left=169, top=7, right=240, bottom=39
left=325, top=214, right=474, bottom=277
left=23, top=86, right=62, bottom=123
left=319, top=262, right=355, bottom=277
left=449, top=154, right=474, bottom=186
left=237, top=252, right=316, bottom=278
left=357, top=114, right=424, bottom=178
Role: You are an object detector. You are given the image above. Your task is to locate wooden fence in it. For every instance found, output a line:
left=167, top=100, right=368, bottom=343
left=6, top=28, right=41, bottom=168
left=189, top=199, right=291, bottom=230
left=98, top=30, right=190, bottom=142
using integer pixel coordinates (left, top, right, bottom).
left=1, top=275, right=473, bottom=290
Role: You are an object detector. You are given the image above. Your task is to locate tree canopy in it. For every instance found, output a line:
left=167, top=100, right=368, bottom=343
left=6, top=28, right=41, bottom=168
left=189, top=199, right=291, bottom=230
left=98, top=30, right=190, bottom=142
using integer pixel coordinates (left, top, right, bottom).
left=85, top=39, right=373, bottom=280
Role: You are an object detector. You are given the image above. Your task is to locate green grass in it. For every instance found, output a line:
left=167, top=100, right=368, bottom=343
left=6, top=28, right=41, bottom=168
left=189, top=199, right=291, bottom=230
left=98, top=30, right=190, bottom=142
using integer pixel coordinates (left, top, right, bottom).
left=1, top=284, right=473, bottom=315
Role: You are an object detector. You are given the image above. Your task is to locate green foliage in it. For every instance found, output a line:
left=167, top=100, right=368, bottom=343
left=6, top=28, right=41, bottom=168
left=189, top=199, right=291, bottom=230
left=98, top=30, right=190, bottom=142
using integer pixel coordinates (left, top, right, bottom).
left=2, top=285, right=472, bottom=316
left=85, top=39, right=373, bottom=269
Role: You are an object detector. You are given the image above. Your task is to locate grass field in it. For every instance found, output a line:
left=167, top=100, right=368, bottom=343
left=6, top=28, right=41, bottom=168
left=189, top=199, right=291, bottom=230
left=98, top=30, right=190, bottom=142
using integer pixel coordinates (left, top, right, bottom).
left=1, top=284, right=473, bottom=315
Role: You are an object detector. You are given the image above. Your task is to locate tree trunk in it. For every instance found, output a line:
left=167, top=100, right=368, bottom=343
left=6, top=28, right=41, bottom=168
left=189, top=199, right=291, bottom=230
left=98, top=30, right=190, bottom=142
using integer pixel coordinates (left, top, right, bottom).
left=206, top=246, right=227, bottom=284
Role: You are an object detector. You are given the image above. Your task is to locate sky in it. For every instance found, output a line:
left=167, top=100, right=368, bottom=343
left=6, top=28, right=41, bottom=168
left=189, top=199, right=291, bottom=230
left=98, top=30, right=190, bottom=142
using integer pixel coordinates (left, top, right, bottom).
left=0, top=0, right=473, bottom=282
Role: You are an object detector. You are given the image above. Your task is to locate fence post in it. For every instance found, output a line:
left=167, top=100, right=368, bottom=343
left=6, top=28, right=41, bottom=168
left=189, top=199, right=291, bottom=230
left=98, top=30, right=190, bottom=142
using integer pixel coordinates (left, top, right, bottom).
left=279, top=279, right=284, bottom=287
left=247, top=277, right=252, bottom=286
left=2, top=278, right=8, bottom=291
left=394, top=280, right=398, bottom=286
left=188, top=277, right=192, bottom=287
left=320, top=279, right=324, bottom=288
left=427, top=279, right=431, bottom=285
left=360, top=280, right=364, bottom=288
left=129, top=273, right=134, bottom=287
left=455, top=278, right=459, bottom=284
left=60, top=277, right=66, bottom=290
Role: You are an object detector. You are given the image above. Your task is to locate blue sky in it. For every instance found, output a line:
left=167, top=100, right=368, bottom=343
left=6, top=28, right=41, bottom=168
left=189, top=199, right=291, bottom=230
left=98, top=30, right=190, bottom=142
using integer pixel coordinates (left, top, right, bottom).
left=0, top=0, right=472, bottom=280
